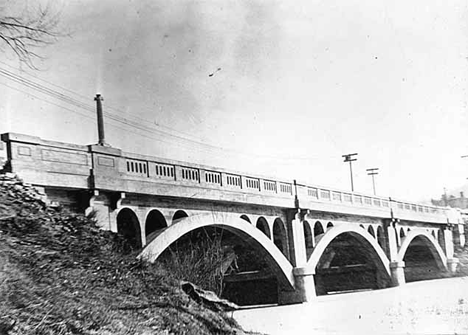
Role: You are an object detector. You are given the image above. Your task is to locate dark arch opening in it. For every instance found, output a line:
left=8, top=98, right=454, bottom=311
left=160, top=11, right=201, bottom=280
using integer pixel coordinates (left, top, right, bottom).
left=367, top=225, right=375, bottom=238
left=172, top=210, right=188, bottom=224
left=146, top=209, right=167, bottom=238
left=303, top=220, right=314, bottom=259
left=159, top=226, right=281, bottom=306
left=314, top=232, right=391, bottom=295
left=377, top=226, right=385, bottom=249
left=117, top=208, right=141, bottom=249
left=273, top=218, right=287, bottom=255
left=240, top=215, right=251, bottom=223
left=431, top=230, right=436, bottom=238
left=403, top=235, right=444, bottom=282
left=256, top=217, right=271, bottom=238
left=400, top=227, right=406, bottom=239
left=326, top=222, right=334, bottom=230
left=437, top=229, right=445, bottom=251
left=359, top=224, right=365, bottom=229
left=314, top=221, right=324, bottom=237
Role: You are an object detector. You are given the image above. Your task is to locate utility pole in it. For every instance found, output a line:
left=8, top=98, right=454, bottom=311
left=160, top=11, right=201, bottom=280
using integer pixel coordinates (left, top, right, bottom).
left=94, top=93, right=107, bottom=146
left=342, top=153, right=358, bottom=192
left=366, top=168, right=379, bottom=195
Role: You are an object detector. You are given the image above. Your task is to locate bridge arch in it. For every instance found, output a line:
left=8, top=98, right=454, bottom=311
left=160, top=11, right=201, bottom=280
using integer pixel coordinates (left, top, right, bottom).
left=376, top=226, right=385, bottom=248
left=399, top=227, right=406, bottom=239
left=273, top=218, right=287, bottom=254
left=117, top=207, right=142, bottom=249
left=256, top=217, right=271, bottom=238
left=326, top=222, right=334, bottom=230
left=305, top=224, right=391, bottom=276
left=367, top=225, right=375, bottom=238
left=398, top=230, right=447, bottom=269
left=303, top=220, right=314, bottom=259
left=437, top=229, right=445, bottom=250
left=240, top=214, right=251, bottom=223
left=145, top=209, right=167, bottom=237
left=172, top=210, right=188, bottom=224
left=314, top=221, right=324, bottom=237
left=138, top=213, right=295, bottom=290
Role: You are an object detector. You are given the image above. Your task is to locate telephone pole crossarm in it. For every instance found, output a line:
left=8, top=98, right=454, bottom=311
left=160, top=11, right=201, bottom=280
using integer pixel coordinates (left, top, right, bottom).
left=342, top=153, right=358, bottom=192
left=366, top=167, right=379, bottom=195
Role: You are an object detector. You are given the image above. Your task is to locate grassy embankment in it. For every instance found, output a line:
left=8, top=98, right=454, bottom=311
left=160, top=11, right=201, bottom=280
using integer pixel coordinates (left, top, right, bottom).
left=0, top=173, right=249, bottom=335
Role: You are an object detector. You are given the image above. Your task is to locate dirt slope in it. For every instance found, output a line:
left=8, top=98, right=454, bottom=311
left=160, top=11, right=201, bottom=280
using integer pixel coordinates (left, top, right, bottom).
left=0, top=174, right=247, bottom=335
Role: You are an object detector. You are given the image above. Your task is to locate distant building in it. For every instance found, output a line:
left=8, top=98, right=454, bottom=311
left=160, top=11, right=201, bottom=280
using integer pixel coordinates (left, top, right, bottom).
left=431, top=192, right=467, bottom=247
left=432, top=192, right=468, bottom=209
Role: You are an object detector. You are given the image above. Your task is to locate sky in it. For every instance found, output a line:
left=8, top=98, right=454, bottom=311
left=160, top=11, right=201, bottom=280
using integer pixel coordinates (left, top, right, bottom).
left=1, top=0, right=468, bottom=202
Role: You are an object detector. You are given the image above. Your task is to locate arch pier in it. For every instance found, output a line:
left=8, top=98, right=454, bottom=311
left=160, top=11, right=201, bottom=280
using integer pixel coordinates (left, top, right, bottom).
left=284, top=215, right=460, bottom=303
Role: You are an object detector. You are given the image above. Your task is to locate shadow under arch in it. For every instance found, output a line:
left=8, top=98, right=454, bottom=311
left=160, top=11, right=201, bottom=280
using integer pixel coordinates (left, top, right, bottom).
left=303, top=220, right=314, bottom=259
left=304, top=224, right=391, bottom=294
left=256, top=217, right=271, bottom=238
left=273, top=218, right=287, bottom=255
left=172, top=210, right=188, bottom=224
left=117, top=207, right=142, bottom=249
left=314, top=221, right=324, bottom=237
left=399, top=227, right=406, bottom=239
left=145, top=209, right=167, bottom=236
left=240, top=214, right=251, bottom=223
left=138, top=213, right=295, bottom=290
left=398, top=230, right=447, bottom=282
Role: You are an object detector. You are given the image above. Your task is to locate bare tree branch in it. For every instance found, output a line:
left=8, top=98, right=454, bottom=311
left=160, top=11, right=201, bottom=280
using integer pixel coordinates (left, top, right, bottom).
left=0, top=2, right=64, bottom=69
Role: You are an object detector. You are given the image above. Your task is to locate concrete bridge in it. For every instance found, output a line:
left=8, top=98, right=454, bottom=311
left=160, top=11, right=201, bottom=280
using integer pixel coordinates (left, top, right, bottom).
left=1, top=132, right=465, bottom=305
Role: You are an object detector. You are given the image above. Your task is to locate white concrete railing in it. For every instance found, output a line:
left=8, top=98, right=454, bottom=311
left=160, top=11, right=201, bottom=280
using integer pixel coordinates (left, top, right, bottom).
left=1, top=132, right=452, bottom=223
left=119, top=153, right=447, bottom=220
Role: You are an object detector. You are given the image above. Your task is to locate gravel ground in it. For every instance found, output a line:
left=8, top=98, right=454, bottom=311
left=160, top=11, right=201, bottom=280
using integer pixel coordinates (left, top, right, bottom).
left=233, top=276, right=468, bottom=335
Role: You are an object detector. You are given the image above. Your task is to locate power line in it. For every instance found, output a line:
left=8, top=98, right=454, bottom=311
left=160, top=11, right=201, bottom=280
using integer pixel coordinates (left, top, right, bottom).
left=0, top=65, right=336, bottom=162
left=0, top=81, right=97, bottom=123
left=0, top=60, right=205, bottom=140
left=0, top=81, right=234, bottom=156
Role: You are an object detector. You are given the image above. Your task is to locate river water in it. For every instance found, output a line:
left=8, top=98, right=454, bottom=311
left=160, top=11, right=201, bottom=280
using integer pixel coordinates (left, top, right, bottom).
left=233, top=276, right=468, bottom=334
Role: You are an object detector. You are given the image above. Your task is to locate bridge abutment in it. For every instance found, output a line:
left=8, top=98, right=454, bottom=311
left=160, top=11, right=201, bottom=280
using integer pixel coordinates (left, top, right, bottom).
left=447, top=258, right=459, bottom=273
left=386, top=222, right=408, bottom=286
left=287, top=267, right=318, bottom=304
left=443, top=228, right=460, bottom=273
left=390, top=261, right=406, bottom=286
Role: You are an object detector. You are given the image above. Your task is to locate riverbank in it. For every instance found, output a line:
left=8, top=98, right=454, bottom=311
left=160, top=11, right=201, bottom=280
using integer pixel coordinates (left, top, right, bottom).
left=234, top=276, right=468, bottom=335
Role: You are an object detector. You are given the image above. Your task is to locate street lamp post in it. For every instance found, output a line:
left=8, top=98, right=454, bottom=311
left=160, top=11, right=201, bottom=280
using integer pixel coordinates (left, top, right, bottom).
left=342, top=153, right=358, bottom=192
left=366, top=168, right=379, bottom=195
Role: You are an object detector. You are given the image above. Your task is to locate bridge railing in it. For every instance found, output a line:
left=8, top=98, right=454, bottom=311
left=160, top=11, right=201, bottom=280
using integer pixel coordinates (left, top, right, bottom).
left=295, top=181, right=449, bottom=223
left=1, top=132, right=454, bottom=223
left=120, top=154, right=296, bottom=195
left=119, top=147, right=450, bottom=222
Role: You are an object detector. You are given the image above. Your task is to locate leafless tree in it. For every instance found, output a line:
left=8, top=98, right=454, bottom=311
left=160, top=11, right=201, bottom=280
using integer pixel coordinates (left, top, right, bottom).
left=0, top=2, right=62, bottom=68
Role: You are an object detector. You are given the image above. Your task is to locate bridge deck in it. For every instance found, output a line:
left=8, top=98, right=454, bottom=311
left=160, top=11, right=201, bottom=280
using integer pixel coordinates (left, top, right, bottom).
left=1, top=132, right=459, bottom=224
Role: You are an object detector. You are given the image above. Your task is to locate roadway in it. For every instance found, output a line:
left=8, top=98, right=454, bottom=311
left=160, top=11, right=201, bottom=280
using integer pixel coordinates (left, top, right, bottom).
left=233, top=276, right=468, bottom=335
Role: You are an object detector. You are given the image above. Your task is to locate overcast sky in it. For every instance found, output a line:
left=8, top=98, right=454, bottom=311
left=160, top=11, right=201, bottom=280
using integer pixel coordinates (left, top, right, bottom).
left=1, top=0, right=468, bottom=202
